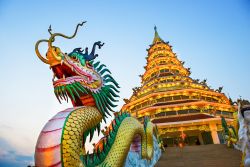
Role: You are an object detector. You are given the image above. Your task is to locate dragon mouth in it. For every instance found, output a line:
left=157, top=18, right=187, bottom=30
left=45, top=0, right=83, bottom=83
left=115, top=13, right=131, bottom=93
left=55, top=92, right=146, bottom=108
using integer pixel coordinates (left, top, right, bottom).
left=52, top=54, right=103, bottom=107
left=53, top=76, right=89, bottom=86
left=52, top=55, right=102, bottom=89
left=51, top=56, right=120, bottom=117
left=52, top=54, right=93, bottom=81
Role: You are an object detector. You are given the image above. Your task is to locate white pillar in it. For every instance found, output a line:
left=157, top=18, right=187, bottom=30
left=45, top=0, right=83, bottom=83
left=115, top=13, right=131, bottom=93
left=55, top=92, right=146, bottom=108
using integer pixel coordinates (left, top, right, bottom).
left=209, top=123, right=220, bottom=144
left=198, top=132, right=204, bottom=145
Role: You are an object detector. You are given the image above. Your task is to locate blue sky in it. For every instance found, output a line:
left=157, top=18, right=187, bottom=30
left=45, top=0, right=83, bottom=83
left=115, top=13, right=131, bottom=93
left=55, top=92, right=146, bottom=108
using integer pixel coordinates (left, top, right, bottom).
left=0, top=0, right=249, bottom=166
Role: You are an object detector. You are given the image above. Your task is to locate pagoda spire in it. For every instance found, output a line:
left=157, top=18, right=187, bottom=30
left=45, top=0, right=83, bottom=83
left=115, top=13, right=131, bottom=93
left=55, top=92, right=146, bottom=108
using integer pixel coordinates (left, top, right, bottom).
left=153, top=26, right=163, bottom=44
left=122, top=28, right=236, bottom=147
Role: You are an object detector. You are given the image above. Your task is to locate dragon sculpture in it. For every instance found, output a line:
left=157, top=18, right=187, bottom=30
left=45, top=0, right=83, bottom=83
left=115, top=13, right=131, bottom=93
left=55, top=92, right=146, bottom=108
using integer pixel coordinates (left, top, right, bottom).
left=237, top=100, right=250, bottom=167
left=34, top=22, right=161, bottom=167
left=221, top=116, right=238, bottom=148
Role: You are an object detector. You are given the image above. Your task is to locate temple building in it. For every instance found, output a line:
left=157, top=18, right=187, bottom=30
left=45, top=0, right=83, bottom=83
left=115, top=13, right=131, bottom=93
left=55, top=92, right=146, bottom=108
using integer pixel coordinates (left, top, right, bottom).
left=121, top=27, right=237, bottom=146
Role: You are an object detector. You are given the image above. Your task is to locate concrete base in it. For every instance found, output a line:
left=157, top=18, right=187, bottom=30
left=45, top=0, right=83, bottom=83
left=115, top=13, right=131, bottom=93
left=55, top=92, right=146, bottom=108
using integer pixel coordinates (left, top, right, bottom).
left=156, top=144, right=241, bottom=167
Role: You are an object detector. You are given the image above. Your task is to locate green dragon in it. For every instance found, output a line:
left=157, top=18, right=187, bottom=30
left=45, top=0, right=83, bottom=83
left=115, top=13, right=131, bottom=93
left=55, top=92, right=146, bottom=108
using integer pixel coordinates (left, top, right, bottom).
left=34, top=22, right=161, bottom=167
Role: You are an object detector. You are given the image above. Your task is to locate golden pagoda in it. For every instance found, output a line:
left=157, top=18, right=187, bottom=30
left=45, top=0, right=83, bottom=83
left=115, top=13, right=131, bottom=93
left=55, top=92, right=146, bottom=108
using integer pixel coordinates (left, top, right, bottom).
left=122, top=27, right=237, bottom=146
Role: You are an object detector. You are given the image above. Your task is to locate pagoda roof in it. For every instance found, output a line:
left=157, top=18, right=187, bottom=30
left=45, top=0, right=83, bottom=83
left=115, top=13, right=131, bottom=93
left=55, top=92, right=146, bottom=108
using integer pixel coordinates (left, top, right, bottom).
left=152, top=26, right=164, bottom=44
left=152, top=114, right=215, bottom=124
left=121, top=27, right=236, bottom=120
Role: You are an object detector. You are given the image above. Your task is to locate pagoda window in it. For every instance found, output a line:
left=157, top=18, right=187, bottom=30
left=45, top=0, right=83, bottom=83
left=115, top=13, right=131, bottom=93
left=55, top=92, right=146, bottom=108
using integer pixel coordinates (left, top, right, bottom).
left=159, top=61, right=166, bottom=65
left=131, top=107, right=136, bottom=112
left=160, top=69, right=169, bottom=73
left=164, top=96, right=172, bottom=101
left=211, top=98, right=218, bottom=102
left=201, top=96, right=206, bottom=100
left=135, top=104, right=142, bottom=110
left=159, top=73, right=166, bottom=77
left=189, top=109, right=200, bottom=114
left=153, top=54, right=164, bottom=59
left=157, top=98, right=165, bottom=103
left=165, top=111, right=177, bottom=116
left=216, top=111, right=222, bottom=115
left=159, top=73, right=169, bottom=77
left=222, top=111, right=230, bottom=116
left=181, top=95, right=189, bottom=100
left=206, top=97, right=212, bottom=101
left=168, top=73, right=174, bottom=76
left=178, top=110, right=188, bottom=115
left=130, top=107, right=136, bottom=112
left=191, top=95, right=199, bottom=99
left=203, top=110, right=210, bottom=113
left=173, top=96, right=181, bottom=100
left=165, top=69, right=169, bottom=72
left=165, top=73, right=173, bottom=76
left=155, top=112, right=166, bottom=117
left=141, top=101, right=148, bottom=107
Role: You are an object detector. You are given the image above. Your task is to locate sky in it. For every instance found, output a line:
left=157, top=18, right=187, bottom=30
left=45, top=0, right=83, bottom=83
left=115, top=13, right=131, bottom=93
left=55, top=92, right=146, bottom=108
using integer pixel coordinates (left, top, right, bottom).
left=0, top=0, right=249, bottom=166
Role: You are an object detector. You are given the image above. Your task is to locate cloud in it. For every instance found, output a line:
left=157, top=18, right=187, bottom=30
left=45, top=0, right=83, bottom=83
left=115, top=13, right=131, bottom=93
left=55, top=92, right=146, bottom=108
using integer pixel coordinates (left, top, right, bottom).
left=0, top=137, right=34, bottom=167
left=0, top=124, right=35, bottom=155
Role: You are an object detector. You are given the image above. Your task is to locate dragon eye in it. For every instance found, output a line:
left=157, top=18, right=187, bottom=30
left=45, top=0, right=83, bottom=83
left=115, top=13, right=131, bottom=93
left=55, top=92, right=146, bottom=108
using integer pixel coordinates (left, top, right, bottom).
left=72, top=55, right=77, bottom=60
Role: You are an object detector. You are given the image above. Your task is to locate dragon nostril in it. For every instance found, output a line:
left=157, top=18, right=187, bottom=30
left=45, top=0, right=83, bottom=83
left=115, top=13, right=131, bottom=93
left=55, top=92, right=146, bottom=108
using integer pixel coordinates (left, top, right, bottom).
left=71, top=55, right=78, bottom=61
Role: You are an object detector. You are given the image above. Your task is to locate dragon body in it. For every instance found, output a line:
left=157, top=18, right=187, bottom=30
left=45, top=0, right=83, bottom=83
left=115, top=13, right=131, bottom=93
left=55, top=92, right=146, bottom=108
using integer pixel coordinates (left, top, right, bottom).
left=34, top=22, right=161, bottom=167
left=221, top=116, right=238, bottom=148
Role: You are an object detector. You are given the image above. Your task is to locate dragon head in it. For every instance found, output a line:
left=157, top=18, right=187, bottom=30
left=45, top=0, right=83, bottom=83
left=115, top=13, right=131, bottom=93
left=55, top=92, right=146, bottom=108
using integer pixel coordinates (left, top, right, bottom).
left=35, top=22, right=119, bottom=119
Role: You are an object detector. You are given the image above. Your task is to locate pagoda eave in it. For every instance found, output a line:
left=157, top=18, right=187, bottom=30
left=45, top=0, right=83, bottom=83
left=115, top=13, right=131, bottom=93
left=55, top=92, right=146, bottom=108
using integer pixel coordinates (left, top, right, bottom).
left=122, top=88, right=231, bottom=109
left=134, top=101, right=235, bottom=115
left=152, top=113, right=214, bottom=124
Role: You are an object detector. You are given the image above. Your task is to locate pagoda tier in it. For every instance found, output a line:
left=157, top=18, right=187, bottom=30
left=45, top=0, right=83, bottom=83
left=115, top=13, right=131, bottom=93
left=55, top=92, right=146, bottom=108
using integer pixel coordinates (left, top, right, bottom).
left=122, top=27, right=236, bottom=145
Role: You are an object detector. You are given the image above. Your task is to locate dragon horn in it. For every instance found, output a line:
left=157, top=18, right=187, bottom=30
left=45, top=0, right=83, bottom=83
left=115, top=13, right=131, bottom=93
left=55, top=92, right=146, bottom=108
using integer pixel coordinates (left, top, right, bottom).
left=35, top=39, right=49, bottom=64
left=48, top=21, right=86, bottom=48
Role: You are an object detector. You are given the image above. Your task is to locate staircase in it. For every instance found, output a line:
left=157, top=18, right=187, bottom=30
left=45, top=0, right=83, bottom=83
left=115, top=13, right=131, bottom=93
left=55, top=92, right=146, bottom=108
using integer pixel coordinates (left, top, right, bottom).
left=156, top=144, right=241, bottom=167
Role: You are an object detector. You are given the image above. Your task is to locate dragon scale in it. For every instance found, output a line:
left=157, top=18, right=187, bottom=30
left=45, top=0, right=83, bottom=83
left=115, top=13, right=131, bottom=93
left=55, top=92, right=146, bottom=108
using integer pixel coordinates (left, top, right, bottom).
left=34, top=22, right=161, bottom=167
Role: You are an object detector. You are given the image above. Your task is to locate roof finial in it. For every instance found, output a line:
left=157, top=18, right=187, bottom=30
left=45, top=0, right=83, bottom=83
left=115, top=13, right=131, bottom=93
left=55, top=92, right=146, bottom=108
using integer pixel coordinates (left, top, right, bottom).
left=152, top=25, right=163, bottom=44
